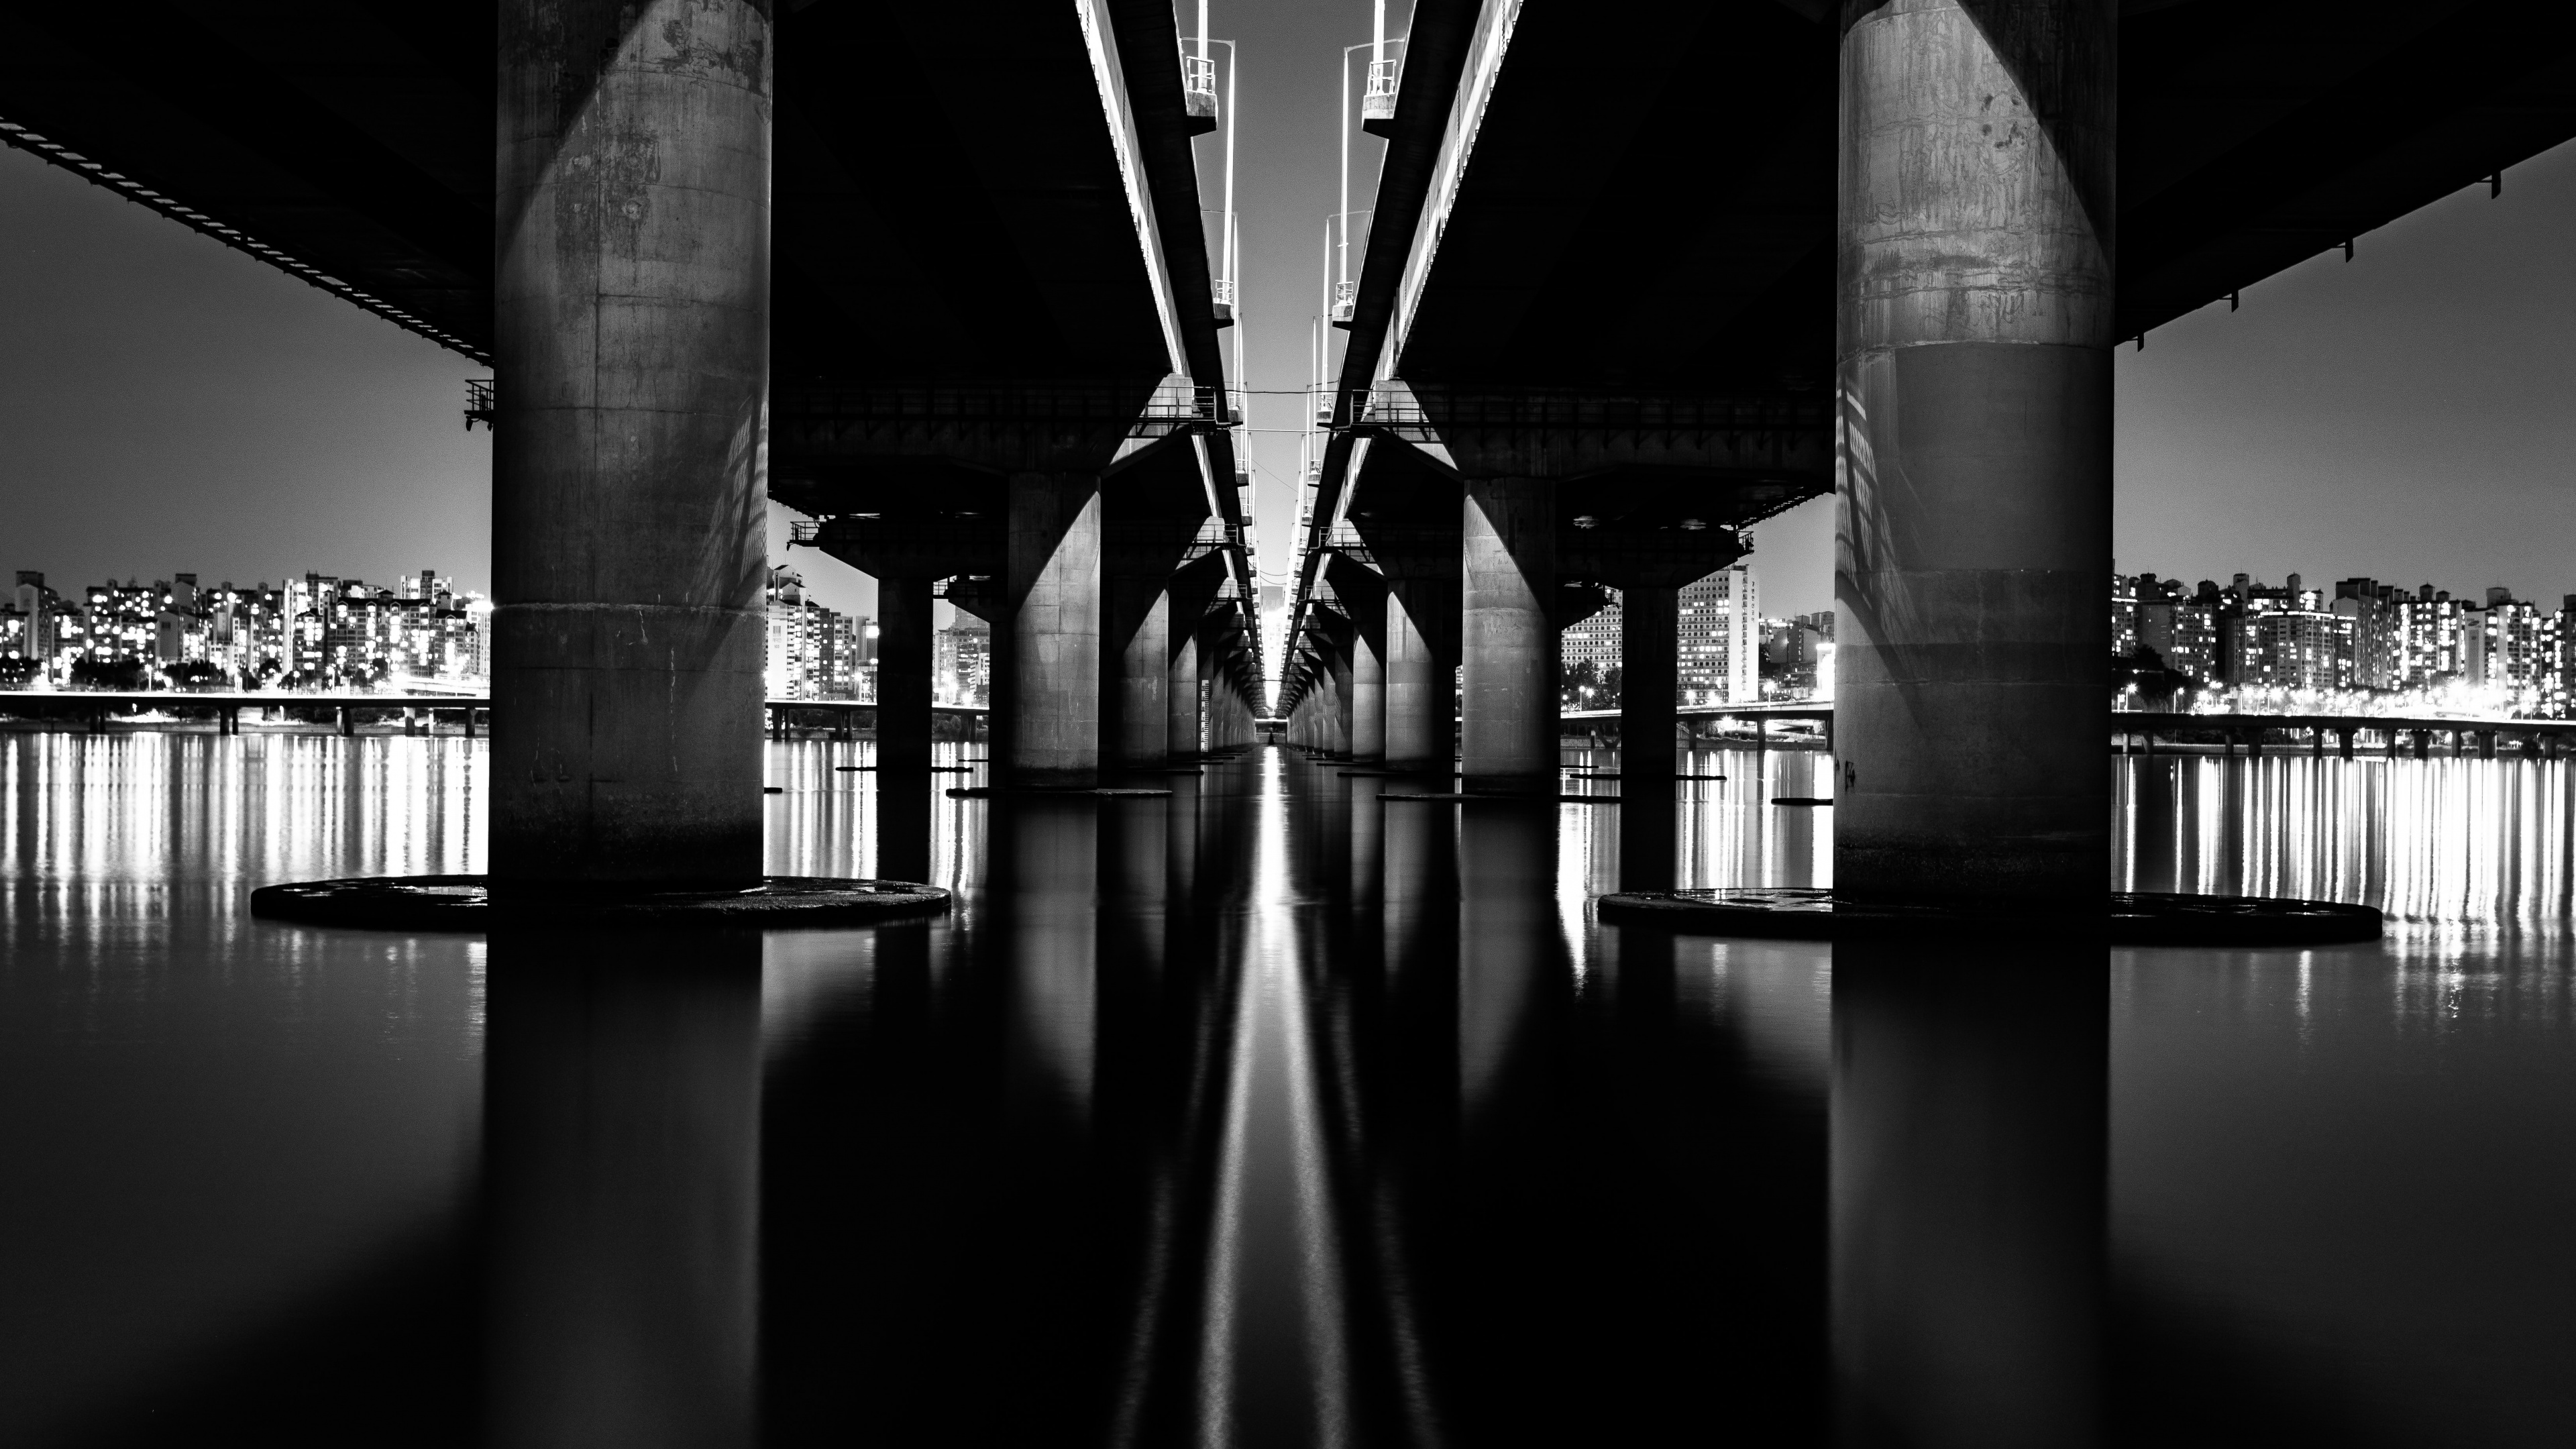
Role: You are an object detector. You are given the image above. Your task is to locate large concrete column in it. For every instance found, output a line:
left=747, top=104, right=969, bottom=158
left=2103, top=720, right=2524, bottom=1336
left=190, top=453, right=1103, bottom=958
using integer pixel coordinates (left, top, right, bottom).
left=1327, top=645, right=1354, bottom=757
left=1350, top=623, right=1385, bottom=764
left=1618, top=584, right=1680, bottom=890
left=996, top=473, right=1102, bottom=788
left=1836, top=0, right=2115, bottom=905
left=1460, top=478, right=1556, bottom=794
left=1110, top=576, right=1169, bottom=769
left=492, top=0, right=771, bottom=888
left=1167, top=623, right=1201, bottom=759
left=1383, top=580, right=1455, bottom=777
left=875, top=576, right=935, bottom=883
left=875, top=578, right=935, bottom=775
left=1198, top=631, right=1226, bottom=751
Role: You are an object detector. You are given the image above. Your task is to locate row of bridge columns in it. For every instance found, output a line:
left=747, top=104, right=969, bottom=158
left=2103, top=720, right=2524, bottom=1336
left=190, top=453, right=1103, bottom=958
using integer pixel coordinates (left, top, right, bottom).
left=484, top=0, right=1265, bottom=891
left=1284, top=0, right=2116, bottom=910
left=486, top=0, right=2112, bottom=912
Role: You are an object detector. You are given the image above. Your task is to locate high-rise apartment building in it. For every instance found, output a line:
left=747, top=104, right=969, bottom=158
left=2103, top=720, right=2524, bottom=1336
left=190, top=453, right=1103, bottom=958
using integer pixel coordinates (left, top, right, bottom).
left=936, top=614, right=991, bottom=707
left=1678, top=563, right=1758, bottom=706
left=5, top=566, right=483, bottom=688
left=765, top=565, right=867, bottom=700
left=2464, top=590, right=2550, bottom=709
left=1560, top=591, right=1622, bottom=681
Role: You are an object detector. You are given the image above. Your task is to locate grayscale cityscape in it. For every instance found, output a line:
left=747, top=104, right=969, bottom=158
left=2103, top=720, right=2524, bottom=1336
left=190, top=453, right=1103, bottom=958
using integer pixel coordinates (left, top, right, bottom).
left=5, top=1, right=2576, bottom=1446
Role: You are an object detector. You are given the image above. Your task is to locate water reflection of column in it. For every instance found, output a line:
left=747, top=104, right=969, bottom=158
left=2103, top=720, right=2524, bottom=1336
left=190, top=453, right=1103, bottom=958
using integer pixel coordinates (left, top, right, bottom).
left=998, top=801, right=1100, bottom=1119
left=1164, top=771, right=1201, bottom=909
left=1100, top=796, right=1170, bottom=979
left=1350, top=775, right=1383, bottom=924
left=1456, top=804, right=1560, bottom=1122
left=483, top=930, right=761, bottom=1449
left=1382, top=784, right=1458, bottom=1053
left=1831, top=941, right=2105, bottom=1449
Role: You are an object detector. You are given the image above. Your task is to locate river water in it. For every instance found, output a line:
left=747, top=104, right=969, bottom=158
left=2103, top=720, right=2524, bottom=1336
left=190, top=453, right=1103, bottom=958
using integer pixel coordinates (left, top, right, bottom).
left=1, top=731, right=2569, bottom=1447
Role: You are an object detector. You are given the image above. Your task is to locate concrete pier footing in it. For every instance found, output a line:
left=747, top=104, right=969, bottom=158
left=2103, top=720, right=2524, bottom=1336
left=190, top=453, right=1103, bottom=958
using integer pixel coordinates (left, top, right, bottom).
left=491, top=0, right=772, bottom=888
left=1833, top=0, right=2115, bottom=906
left=996, top=473, right=1103, bottom=789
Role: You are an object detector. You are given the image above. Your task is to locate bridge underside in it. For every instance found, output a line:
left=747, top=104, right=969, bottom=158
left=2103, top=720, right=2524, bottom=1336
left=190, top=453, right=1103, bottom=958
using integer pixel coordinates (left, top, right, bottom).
left=1280, top=0, right=2576, bottom=898
left=0, top=0, right=1266, bottom=881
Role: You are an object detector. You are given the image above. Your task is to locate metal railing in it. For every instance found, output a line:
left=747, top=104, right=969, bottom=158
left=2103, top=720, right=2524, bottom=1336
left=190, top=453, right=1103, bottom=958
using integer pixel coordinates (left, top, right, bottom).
left=464, top=378, right=494, bottom=431
left=1362, top=58, right=1402, bottom=121
left=1134, top=376, right=1240, bottom=435
left=1182, top=54, right=1220, bottom=119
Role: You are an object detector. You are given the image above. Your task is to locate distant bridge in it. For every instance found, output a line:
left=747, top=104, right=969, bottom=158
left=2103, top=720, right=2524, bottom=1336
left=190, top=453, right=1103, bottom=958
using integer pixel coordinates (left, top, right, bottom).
left=2118, top=711, right=2576, bottom=760
left=0, top=692, right=985, bottom=739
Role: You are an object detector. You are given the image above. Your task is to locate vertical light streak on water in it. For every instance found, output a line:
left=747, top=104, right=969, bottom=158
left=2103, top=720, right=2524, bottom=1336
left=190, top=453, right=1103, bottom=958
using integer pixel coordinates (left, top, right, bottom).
left=2439, top=760, right=2475, bottom=918
left=1197, top=750, right=1351, bottom=1449
left=1556, top=804, right=1591, bottom=990
left=1813, top=796, right=1833, bottom=888
left=1, top=742, right=16, bottom=875
left=2544, top=762, right=2569, bottom=918
left=2194, top=761, right=2224, bottom=897
left=2116, top=761, right=2136, bottom=892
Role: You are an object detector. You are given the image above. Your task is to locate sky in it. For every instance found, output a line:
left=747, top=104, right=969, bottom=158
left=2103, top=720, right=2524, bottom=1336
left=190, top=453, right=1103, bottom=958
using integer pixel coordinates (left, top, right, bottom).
left=5, top=12, right=2575, bottom=626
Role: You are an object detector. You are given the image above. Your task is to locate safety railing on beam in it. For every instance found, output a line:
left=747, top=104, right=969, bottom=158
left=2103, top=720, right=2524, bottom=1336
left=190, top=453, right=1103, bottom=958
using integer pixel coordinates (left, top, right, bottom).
left=1338, top=386, right=1835, bottom=445
left=1135, top=376, right=1243, bottom=436
left=1362, top=54, right=1404, bottom=125
left=1182, top=53, right=1220, bottom=124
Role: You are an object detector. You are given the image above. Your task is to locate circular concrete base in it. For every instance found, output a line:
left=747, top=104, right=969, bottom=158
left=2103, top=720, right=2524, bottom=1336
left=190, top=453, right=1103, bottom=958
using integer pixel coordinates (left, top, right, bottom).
left=250, top=875, right=951, bottom=932
left=1596, top=887, right=2382, bottom=947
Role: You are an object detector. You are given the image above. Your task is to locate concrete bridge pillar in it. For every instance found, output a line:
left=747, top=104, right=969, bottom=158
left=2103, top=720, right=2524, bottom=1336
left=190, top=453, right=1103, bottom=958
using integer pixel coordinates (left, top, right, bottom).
left=1835, top=0, right=2115, bottom=905
left=492, top=0, right=771, bottom=888
left=1460, top=477, right=1556, bottom=794
left=1167, top=624, right=1201, bottom=760
left=1619, top=583, right=1682, bottom=890
left=996, top=473, right=1103, bottom=788
left=875, top=577, right=936, bottom=882
left=1327, top=644, right=1355, bottom=759
left=1384, top=578, right=1458, bottom=777
left=1107, top=573, right=1169, bottom=770
left=1351, top=620, right=1385, bottom=765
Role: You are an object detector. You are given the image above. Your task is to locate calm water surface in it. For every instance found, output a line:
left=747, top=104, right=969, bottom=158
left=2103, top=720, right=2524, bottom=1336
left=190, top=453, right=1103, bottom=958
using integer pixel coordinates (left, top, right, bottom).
left=2, top=731, right=2571, bottom=1446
